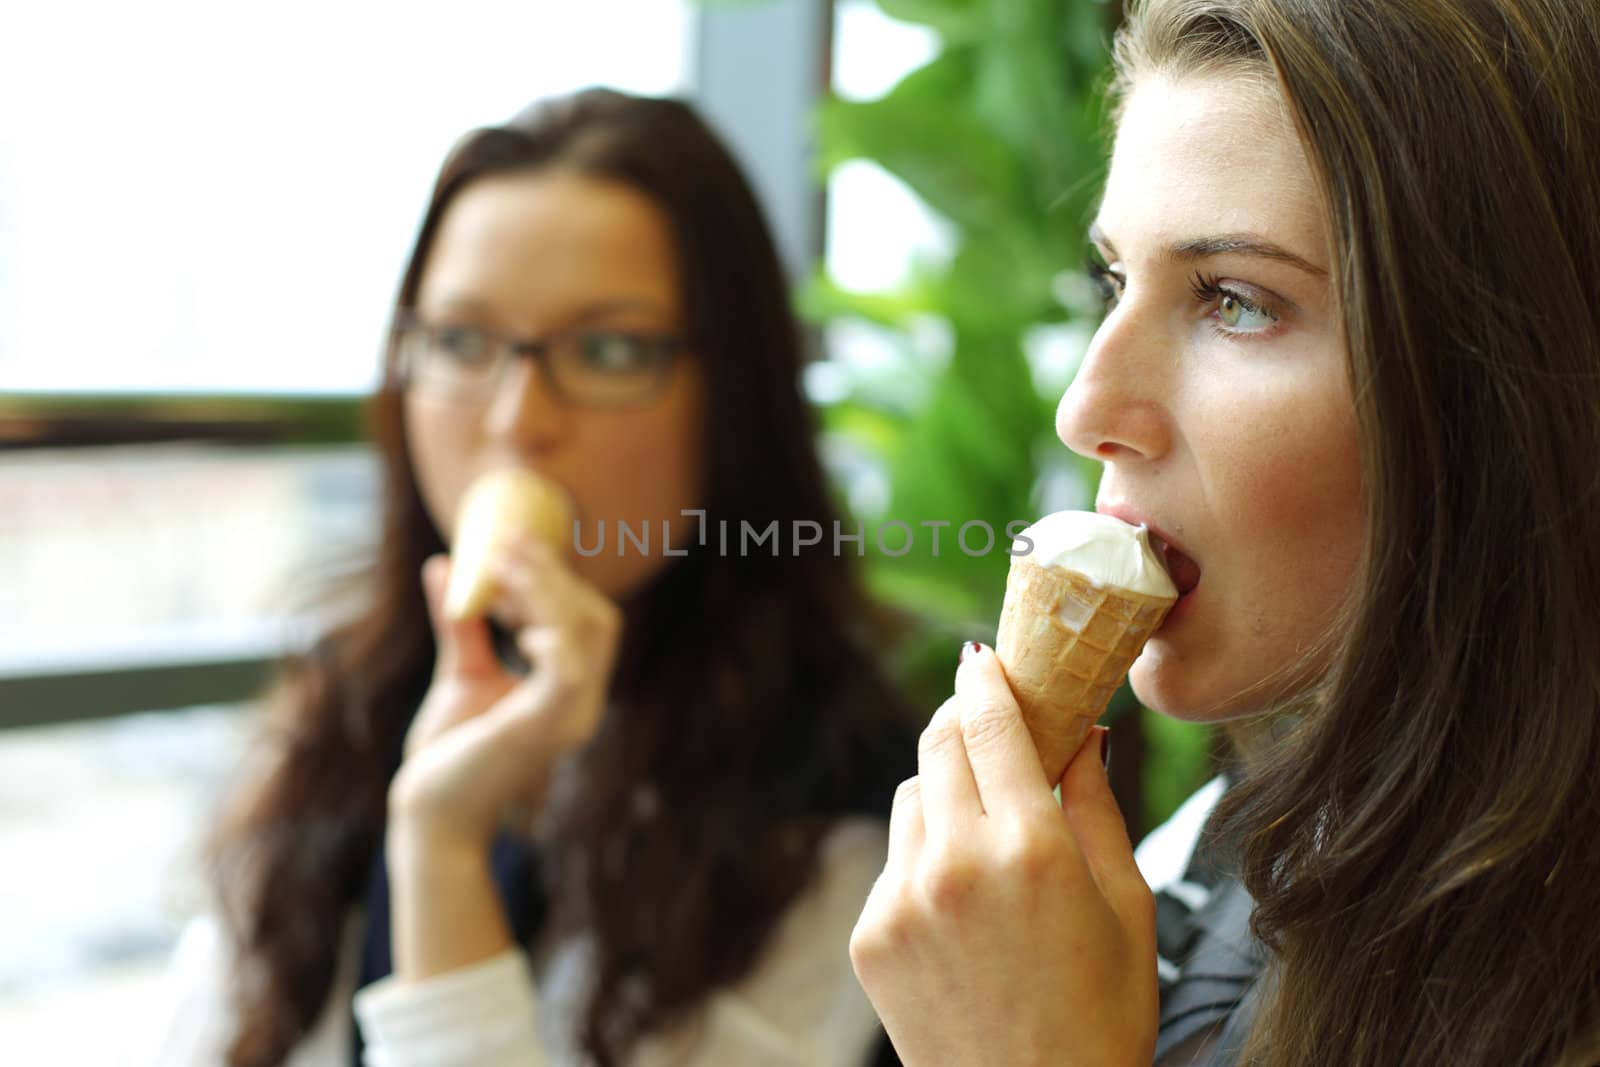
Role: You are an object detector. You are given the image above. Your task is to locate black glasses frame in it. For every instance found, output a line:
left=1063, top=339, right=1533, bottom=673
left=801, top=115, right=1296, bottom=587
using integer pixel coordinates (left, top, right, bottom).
left=392, top=313, right=687, bottom=408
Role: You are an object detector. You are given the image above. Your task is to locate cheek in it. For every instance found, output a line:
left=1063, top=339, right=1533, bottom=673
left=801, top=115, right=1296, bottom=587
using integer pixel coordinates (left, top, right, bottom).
left=1226, top=393, right=1363, bottom=603
left=584, top=402, right=703, bottom=518
left=1215, top=448, right=1362, bottom=702
left=1192, top=350, right=1363, bottom=598
left=569, top=417, right=703, bottom=599
left=1140, top=366, right=1364, bottom=720
left=564, top=374, right=706, bottom=601
left=404, top=394, right=479, bottom=539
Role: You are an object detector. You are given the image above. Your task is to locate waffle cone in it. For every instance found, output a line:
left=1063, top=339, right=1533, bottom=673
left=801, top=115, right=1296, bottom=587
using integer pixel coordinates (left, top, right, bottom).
left=995, top=557, right=1176, bottom=784
left=445, top=468, right=574, bottom=621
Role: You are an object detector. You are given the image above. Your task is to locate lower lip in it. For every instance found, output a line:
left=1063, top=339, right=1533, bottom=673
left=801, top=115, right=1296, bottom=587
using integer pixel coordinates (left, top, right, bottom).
left=1160, top=585, right=1198, bottom=629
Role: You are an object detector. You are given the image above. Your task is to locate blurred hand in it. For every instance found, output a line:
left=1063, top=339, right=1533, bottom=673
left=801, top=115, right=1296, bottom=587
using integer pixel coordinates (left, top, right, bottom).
left=388, top=538, right=621, bottom=852
left=849, top=644, right=1158, bottom=1067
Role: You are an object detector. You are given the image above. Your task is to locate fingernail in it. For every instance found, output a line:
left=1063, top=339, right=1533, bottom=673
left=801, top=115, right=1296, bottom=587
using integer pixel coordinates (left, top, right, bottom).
left=959, top=641, right=983, bottom=664
left=1099, top=728, right=1112, bottom=772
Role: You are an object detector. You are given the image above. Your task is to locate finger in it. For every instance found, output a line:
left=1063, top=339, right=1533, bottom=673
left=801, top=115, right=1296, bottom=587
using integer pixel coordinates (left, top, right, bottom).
left=467, top=620, right=614, bottom=758
left=495, top=542, right=621, bottom=657
left=494, top=538, right=619, bottom=637
left=509, top=627, right=596, bottom=724
left=420, top=555, right=504, bottom=678
left=488, top=539, right=573, bottom=629
left=953, top=643, right=1055, bottom=815
left=917, top=695, right=983, bottom=839
left=1060, top=726, right=1150, bottom=926
left=884, top=776, right=926, bottom=875
left=504, top=601, right=621, bottom=691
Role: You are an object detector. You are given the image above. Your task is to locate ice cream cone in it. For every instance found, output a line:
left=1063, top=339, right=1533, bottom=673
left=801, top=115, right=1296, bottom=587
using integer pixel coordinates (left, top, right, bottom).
left=995, top=555, right=1176, bottom=784
left=444, top=468, right=574, bottom=621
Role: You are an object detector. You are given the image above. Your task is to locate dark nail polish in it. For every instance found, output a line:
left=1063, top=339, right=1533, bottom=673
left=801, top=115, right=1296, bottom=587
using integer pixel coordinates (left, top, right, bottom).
left=1099, top=728, right=1112, bottom=772
left=960, top=641, right=982, bottom=663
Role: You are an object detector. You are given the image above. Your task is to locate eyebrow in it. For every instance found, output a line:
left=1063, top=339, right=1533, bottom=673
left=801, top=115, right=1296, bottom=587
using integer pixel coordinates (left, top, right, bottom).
left=1089, top=222, right=1328, bottom=278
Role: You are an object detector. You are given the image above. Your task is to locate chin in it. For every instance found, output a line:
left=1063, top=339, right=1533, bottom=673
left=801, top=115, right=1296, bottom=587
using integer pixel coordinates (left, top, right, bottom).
left=1128, top=658, right=1261, bottom=725
left=581, top=549, right=685, bottom=604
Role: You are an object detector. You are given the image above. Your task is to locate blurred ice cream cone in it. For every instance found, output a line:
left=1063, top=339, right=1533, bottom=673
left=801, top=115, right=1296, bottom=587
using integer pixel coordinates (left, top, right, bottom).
left=444, top=467, right=574, bottom=621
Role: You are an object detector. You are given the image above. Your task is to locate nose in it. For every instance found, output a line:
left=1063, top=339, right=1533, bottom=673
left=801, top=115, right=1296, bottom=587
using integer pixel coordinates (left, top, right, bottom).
left=1056, top=306, right=1173, bottom=464
left=482, top=355, right=570, bottom=450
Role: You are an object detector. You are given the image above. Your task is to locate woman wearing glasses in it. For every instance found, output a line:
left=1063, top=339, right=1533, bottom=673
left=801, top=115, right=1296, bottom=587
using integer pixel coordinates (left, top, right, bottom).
left=153, top=89, right=915, bottom=1066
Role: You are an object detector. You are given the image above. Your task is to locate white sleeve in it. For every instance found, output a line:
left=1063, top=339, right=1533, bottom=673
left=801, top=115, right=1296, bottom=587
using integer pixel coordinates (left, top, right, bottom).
left=353, top=818, right=889, bottom=1067
left=631, top=817, right=888, bottom=1067
left=144, top=912, right=362, bottom=1067
left=353, top=950, right=545, bottom=1067
left=142, top=916, right=237, bottom=1067
left=1135, top=775, right=1228, bottom=893
left=144, top=910, right=535, bottom=1067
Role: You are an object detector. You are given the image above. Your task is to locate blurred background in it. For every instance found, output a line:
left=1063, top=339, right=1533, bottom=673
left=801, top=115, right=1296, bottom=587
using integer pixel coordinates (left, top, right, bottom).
left=0, top=0, right=1215, bottom=1060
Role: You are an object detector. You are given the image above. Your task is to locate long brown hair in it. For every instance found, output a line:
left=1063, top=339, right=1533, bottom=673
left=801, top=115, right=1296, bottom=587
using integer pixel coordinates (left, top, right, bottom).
left=208, top=88, right=917, bottom=1067
left=1114, top=1, right=1600, bottom=1063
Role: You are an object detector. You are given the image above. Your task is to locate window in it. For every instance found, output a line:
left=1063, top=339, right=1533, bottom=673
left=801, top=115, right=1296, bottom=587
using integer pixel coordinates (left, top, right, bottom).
left=0, top=0, right=691, bottom=395
left=0, top=5, right=696, bottom=1059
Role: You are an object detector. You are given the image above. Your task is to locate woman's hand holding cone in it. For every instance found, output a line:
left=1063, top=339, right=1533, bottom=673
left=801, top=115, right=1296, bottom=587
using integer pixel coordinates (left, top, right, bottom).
left=391, top=539, right=620, bottom=850
left=849, top=644, right=1158, bottom=1067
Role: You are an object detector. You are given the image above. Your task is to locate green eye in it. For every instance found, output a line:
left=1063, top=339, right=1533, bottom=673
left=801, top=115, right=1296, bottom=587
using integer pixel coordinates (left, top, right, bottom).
left=579, top=333, right=652, bottom=372
left=1217, top=293, right=1275, bottom=331
left=436, top=325, right=495, bottom=366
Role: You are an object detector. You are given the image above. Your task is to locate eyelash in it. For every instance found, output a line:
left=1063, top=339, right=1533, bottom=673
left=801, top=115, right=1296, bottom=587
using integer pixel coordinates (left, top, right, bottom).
left=1086, top=256, right=1122, bottom=309
left=1085, top=257, right=1284, bottom=341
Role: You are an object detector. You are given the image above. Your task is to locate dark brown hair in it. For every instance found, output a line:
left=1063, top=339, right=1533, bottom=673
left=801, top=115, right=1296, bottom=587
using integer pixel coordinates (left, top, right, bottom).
left=208, top=88, right=916, bottom=1066
left=1115, top=1, right=1600, bottom=1063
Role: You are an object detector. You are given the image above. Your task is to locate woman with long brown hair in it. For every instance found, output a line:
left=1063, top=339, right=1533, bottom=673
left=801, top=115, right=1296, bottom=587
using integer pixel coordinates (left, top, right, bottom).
left=151, top=88, right=915, bottom=1066
left=849, top=0, right=1600, bottom=1064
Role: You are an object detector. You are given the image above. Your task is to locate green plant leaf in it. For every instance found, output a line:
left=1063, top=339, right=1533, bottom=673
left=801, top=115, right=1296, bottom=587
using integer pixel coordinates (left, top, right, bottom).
left=817, top=54, right=1024, bottom=233
left=810, top=0, right=1150, bottom=778
left=876, top=0, right=985, bottom=41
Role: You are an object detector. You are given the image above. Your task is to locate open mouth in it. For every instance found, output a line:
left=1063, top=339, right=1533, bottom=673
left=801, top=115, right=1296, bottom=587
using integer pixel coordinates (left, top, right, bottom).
left=1150, top=533, right=1202, bottom=597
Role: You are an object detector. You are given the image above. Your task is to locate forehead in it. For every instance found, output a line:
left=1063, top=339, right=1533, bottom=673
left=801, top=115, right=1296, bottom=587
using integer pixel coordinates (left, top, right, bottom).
left=1099, top=73, right=1325, bottom=261
left=418, top=170, right=680, bottom=322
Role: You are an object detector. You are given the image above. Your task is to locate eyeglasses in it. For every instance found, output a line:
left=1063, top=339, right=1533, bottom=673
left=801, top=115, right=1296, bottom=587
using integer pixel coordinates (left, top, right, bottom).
left=393, top=314, right=685, bottom=407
